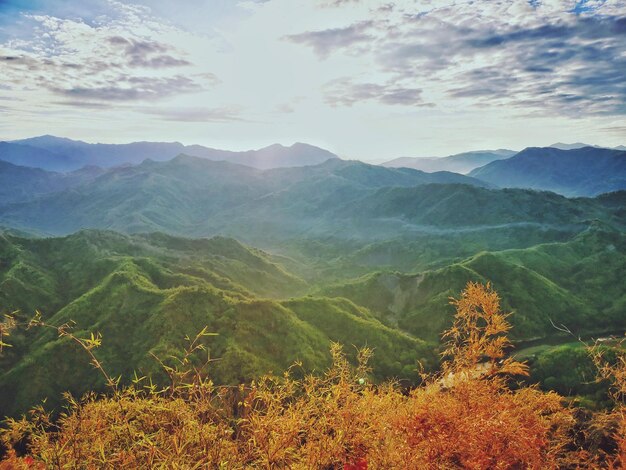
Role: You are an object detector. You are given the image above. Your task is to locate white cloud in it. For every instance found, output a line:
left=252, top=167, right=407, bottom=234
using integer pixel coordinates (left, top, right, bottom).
left=0, top=0, right=624, bottom=158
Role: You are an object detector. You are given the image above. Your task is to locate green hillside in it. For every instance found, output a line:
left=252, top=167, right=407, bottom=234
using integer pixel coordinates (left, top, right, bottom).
left=0, top=230, right=434, bottom=417
left=2, top=225, right=624, bottom=418
left=332, top=184, right=618, bottom=227
left=320, top=225, right=626, bottom=342
left=0, top=157, right=489, bottom=238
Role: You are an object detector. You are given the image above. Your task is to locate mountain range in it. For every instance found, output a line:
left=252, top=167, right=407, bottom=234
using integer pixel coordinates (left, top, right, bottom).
left=0, top=156, right=490, bottom=239
left=549, top=142, right=626, bottom=151
left=3, top=136, right=626, bottom=197
left=1, top=222, right=624, bottom=417
left=1, top=136, right=626, bottom=418
left=1, top=136, right=338, bottom=171
left=0, top=159, right=104, bottom=205
left=0, top=230, right=434, bottom=416
left=470, top=146, right=626, bottom=196
left=320, top=225, right=625, bottom=342
left=382, top=149, right=516, bottom=174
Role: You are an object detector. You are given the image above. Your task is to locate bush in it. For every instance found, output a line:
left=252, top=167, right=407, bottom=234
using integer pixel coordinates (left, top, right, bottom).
left=1, top=283, right=624, bottom=468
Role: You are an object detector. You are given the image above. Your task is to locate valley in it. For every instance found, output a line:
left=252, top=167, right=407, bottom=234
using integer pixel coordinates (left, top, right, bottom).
left=0, top=137, right=625, bottom=421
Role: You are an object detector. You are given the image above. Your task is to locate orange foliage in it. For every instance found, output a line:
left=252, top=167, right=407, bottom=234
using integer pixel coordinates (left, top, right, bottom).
left=1, top=282, right=624, bottom=468
left=591, top=339, right=626, bottom=469
left=442, top=281, right=528, bottom=381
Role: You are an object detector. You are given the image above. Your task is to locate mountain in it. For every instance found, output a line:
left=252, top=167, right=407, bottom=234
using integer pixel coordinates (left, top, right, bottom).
left=0, top=157, right=491, bottom=239
left=0, top=141, right=85, bottom=172
left=331, top=184, right=615, bottom=228
left=8, top=135, right=339, bottom=171
left=1, top=153, right=621, bottom=283
left=550, top=142, right=626, bottom=151
left=0, top=230, right=434, bottom=416
left=184, top=142, right=338, bottom=169
left=11, top=135, right=185, bottom=171
left=320, top=225, right=626, bottom=342
left=2, top=153, right=622, bottom=292
left=0, top=159, right=104, bottom=205
left=469, top=146, right=626, bottom=196
left=382, top=149, right=515, bottom=174
left=549, top=142, right=597, bottom=150
left=2, top=224, right=623, bottom=417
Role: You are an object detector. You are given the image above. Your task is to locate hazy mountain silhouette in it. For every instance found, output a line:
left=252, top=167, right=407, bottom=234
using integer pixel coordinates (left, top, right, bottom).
left=6, top=135, right=338, bottom=171
left=470, top=146, right=626, bottom=196
left=382, top=149, right=515, bottom=174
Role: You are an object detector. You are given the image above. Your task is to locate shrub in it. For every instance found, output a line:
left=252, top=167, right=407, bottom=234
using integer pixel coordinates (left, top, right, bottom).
left=2, top=283, right=623, bottom=468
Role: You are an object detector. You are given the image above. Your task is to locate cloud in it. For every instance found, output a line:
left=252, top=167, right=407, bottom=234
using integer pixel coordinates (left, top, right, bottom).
left=600, top=125, right=626, bottom=137
left=317, top=0, right=361, bottom=7
left=139, top=106, right=245, bottom=122
left=285, top=2, right=626, bottom=116
left=107, top=35, right=191, bottom=68
left=285, top=20, right=374, bottom=58
left=0, top=4, right=213, bottom=106
left=1, top=0, right=625, bottom=155
left=50, top=100, right=114, bottom=109
left=0, top=54, right=40, bottom=69
left=324, top=78, right=428, bottom=107
left=50, top=75, right=202, bottom=101
left=433, top=15, right=626, bottom=116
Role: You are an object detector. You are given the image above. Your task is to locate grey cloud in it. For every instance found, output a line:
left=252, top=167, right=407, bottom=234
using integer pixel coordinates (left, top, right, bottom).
left=1, top=48, right=209, bottom=106
left=383, top=14, right=626, bottom=116
left=324, top=79, right=426, bottom=107
left=51, top=100, right=115, bottom=109
left=317, top=0, right=361, bottom=7
left=1, top=55, right=41, bottom=71
left=107, top=36, right=191, bottom=68
left=275, top=103, right=295, bottom=114
left=2, top=54, right=105, bottom=76
left=139, top=106, right=245, bottom=122
left=287, top=7, right=626, bottom=116
left=285, top=21, right=374, bottom=58
left=600, top=126, right=626, bottom=136
left=380, top=87, right=424, bottom=105
left=50, top=75, right=202, bottom=101
left=377, top=3, right=395, bottom=12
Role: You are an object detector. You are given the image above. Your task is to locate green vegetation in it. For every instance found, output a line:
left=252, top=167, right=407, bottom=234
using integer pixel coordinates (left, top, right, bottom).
left=1, top=222, right=624, bottom=417
left=0, top=157, right=488, bottom=238
left=0, top=230, right=434, bottom=417
left=0, top=154, right=625, bottom=420
left=321, top=225, right=626, bottom=342
left=1, top=282, right=624, bottom=468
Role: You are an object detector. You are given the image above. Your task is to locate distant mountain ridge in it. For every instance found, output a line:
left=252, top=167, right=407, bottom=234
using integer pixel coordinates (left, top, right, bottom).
left=2, top=153, right=622, bottom=254
left=549, top=142, right=626, bottom=151
left=0, top=141, right=85, bottom=172
left=0, top=156, right=490, bottom=239
left=2, top=135, right=338, bottom=171
left=549, top=142, right=597, bottom=150
left=0, top=159, right=104, bottom=205
left=382, top=149, right=515, bottom=174
left=469, top=146, right=626, bottom=196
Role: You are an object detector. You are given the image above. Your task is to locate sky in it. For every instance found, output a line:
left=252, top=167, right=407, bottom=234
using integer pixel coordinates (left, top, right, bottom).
left=0, top=0, right=625, bottom=160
